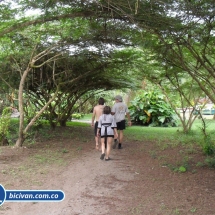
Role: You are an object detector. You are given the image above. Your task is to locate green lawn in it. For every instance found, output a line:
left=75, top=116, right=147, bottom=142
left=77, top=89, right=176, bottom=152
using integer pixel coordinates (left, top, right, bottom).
left=9, top=115, right=215, bottom=149
left=80, top=113, right=92, bottom=121
left=125, top=119, right=215, bottom=147
left=75, top=115, right=215, bottom=147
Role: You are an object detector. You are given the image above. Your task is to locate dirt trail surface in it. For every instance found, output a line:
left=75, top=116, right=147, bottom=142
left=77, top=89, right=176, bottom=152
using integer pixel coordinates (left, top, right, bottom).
left=6, top=150, right=133, bottom=215
left=0, top=125, right=215, bottom=215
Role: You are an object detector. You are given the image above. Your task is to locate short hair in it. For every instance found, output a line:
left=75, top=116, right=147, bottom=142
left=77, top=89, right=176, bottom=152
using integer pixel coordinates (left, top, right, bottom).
left=98, top=97, right=105, bottom=105
left=114, top=95, right=123, bottom=102
left=103, top=106, right=111, bottom=114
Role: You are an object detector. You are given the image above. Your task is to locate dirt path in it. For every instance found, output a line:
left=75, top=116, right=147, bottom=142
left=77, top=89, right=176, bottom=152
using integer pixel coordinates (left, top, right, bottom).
left=1, top=125, right=215, bottom=215
left=1, top=145, right=135, bottom=215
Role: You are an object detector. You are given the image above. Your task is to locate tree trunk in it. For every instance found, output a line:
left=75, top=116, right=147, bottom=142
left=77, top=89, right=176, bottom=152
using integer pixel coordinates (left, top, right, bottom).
left=2, top=138, right=9, bottom=146
left=59, top=120, right=67, bottom=127
left=50, top=121, right=57, bottom=130
left=16, top=66, right=31, bottom=147
left=15, top=135, right=25, bottom=147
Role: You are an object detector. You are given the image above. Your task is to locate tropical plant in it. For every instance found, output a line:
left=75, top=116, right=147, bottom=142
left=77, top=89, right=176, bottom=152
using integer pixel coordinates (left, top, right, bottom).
left=129, top=90, right=178, bottom=127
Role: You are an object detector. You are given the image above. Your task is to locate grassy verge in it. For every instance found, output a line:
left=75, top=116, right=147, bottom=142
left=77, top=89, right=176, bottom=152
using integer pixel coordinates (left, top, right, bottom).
left=125, top=119, right=215, bottom=145
left=79, top=113, right=92, bottom=121
left=124, top=119, right=215, bottom=171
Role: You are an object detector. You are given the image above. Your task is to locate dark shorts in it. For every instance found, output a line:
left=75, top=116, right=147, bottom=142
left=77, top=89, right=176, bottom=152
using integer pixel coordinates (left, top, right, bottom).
left=101, top=135, right=114, bottom=138
left=116, top=120, right=126, bottom=130
left=94, top=121, right=100, bottom=136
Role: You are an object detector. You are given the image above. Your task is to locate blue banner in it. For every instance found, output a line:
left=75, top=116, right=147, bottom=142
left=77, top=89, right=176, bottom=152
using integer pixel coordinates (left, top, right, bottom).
left=0, top=184, right=65, bottom=206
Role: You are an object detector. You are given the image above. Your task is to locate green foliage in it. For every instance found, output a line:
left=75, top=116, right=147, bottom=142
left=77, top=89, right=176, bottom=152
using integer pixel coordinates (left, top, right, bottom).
left=31, top=117, right=44, bottom=131
left=167, top=164, right=187, bottom=173
left=0, top=0, right=215, bottom=146
left=165, top=162, right=188, bottom=173
left=66, top=121, right=89, bottom=127
left=178, top=166, right=187, bottom=173
left=198, top=119, right=215, bottom=156
left=129, top=90, right=178, bottom=127
left=71, top=113, right=84, bottom=120
left=204, top=156, right=215, bottom=168
left=201, top=134, right=215, bottom=156
left=0, top=107, right=11, bottom=141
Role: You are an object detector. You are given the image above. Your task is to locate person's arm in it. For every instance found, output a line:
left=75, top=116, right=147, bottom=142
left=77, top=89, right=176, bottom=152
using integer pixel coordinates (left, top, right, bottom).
left=91, top=107, right=96, bottom=127
left=114, top=128, right=118, bottom=138
left=97, top=116, right=102, bottom=136
left=97, top=128, right=100, bottom=136
left=111, top=104, right=115, bottom=115
left=126, top=112, right=132, bottom=126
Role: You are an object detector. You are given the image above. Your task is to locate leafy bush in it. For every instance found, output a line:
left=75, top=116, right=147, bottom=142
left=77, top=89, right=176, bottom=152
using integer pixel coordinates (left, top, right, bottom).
left=129, top=91, right=178, bottom=127
left=72, top=113, right=84, bottom=119
left=202, top=135, right=215, bottom=155
left=0, top=107, right=11, bottom=143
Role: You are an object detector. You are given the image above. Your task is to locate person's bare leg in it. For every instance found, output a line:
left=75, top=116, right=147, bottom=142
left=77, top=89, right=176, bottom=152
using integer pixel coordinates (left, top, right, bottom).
left=95, top=136, right=101, bottom=150
left=105, top=137, right=112, bottom=159
left=119, top=130, right=123, bottom=143
left=95, top=136, right=99, bottom=150
left=100, top=138, right=105, bottom=160
left=118, top=130, right=123, bottom=149
left=101, top=138, right=105, bottom=154
left=113, top=131, right=119, bottom=149
left=98, top=137, right=102, bottom=151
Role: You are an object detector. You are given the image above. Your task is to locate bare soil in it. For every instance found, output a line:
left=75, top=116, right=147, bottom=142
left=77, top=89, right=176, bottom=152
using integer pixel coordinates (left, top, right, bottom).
left=0, top=125, right=215, bottom=215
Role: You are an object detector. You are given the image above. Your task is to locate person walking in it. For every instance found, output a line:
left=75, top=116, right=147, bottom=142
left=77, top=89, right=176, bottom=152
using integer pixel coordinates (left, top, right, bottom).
left=97, top=106, right=118, bottom=161
left=91, top=98, right=105, bottom=150
left=111, top=95, right=132, bottom=149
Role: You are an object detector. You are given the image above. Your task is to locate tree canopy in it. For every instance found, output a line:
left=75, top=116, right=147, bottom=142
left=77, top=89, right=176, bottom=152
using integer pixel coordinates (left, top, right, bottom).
left=0, top=0, right=214, bottom=145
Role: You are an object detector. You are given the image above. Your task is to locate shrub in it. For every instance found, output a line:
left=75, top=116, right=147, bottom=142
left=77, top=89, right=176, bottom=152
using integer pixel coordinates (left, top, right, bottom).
left=202, top=135, right=215, bottom=156
left=129, top=91, right=178, bottom=127
left=0, top=107, right=11, bottom=144
left=72, top=113, right=84, bottom=119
